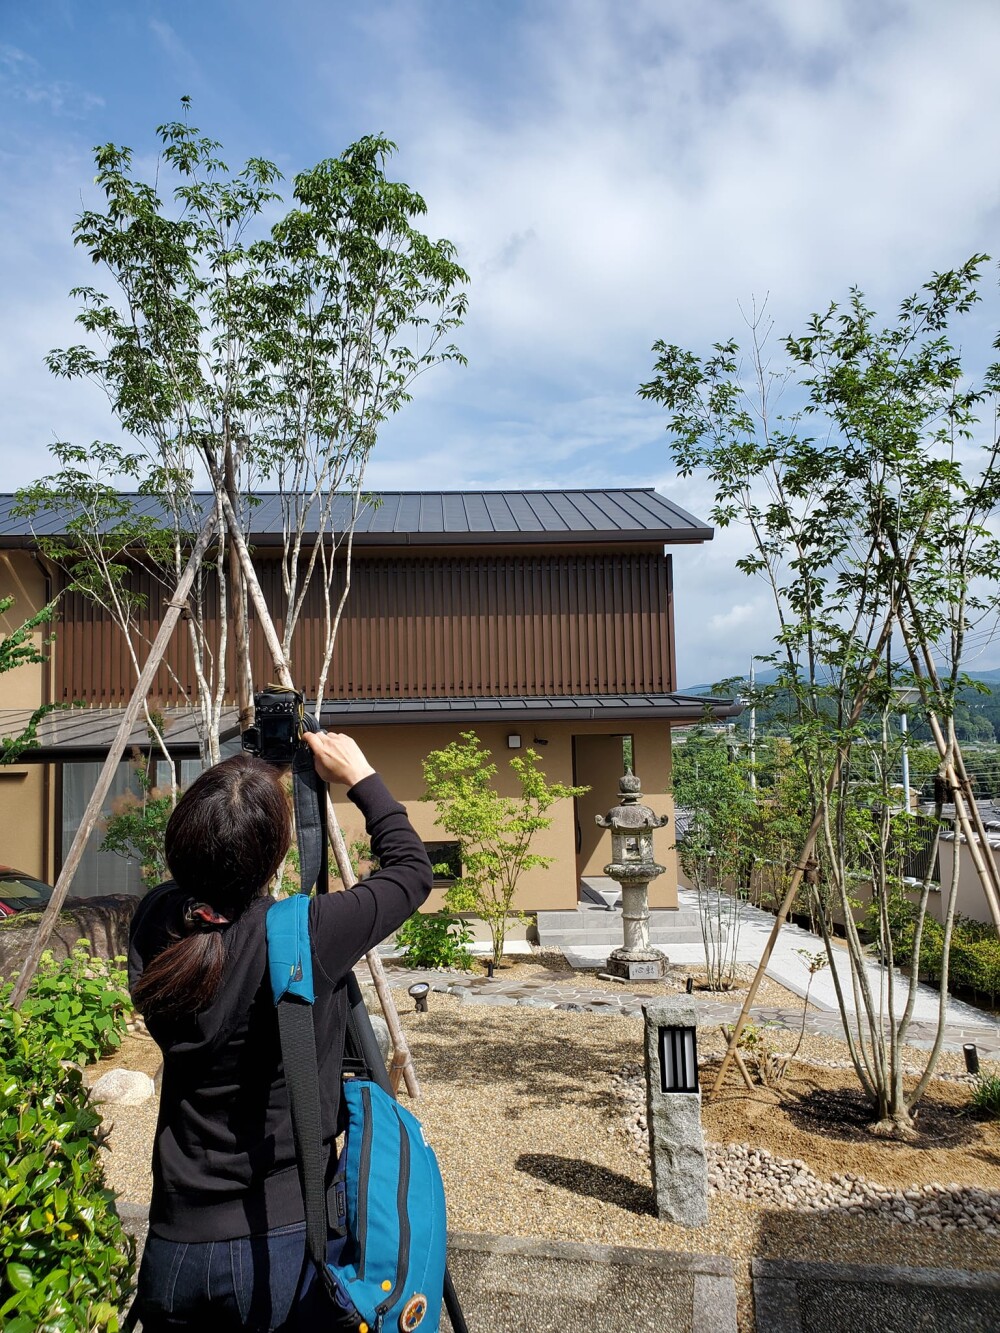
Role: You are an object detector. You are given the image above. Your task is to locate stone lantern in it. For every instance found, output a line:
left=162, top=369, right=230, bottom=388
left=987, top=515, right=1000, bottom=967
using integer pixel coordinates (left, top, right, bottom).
left=596, top=769, right=669, bottom=981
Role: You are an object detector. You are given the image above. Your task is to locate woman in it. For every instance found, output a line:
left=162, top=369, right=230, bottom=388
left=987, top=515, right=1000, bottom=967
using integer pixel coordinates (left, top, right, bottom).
left=128, top=731, right=433, bottom=1331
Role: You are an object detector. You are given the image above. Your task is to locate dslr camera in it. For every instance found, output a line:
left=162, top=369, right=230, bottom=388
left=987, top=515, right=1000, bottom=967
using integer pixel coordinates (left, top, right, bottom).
left=241, top=685, right=306, bottom=765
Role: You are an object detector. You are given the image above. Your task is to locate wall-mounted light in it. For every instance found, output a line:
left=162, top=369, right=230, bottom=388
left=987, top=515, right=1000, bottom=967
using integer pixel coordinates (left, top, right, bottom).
left=658, top=1023, right=699, bottom=1093
left=507, top=733, right=521, bottom=749
left=408, top=982, right=430, bottom=1013
left=532, top=736, right=549, bottom=746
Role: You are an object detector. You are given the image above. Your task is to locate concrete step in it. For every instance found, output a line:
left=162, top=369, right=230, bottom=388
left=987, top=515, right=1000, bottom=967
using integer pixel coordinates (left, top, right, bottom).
left=536, top=909, right=724, bottom=937
left=539, top=927, right=713, bottom=947
left=538, top=905, right=709, bottom=930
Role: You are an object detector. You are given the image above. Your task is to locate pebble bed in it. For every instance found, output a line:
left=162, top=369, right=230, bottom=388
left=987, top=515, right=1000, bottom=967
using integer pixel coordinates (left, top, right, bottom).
left=612, top=1066, right=1000, bottom=1235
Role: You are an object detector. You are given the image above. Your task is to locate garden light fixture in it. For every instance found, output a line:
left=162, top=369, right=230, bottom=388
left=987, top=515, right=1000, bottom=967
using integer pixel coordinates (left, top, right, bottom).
left=408, top=982, right=430, bottom=1013
left=658, top=1023, right=699, bottom=1093
left=642, top=998, right=708, bottom=1225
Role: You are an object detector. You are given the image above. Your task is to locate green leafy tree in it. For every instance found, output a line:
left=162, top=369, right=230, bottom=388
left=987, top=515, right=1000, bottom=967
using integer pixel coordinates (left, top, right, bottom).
left=100, top=749, right=174, bottom=887
left=27, top=107, right=468, bottom=759
left=672, top=725, right=756, bottom=988
left=0, top=596, right=58, bottom=765
left=16, top=444, right=183, bottom=781
left=641, top=258, right=1000, bottom=1136
left=422, top=731, right=587, bottom=966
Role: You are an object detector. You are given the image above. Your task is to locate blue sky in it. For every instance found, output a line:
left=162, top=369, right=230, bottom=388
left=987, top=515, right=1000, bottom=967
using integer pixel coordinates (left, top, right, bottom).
left=3, top=0, right=1000, bottom=684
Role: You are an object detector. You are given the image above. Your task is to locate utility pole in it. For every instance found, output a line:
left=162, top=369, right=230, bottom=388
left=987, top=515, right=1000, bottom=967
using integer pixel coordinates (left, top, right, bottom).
left=749, top=660, right=757, bottom=790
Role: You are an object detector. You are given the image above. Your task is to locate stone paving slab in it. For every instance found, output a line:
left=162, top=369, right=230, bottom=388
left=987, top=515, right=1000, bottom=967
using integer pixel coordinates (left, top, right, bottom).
left=373, top=964, right=1000, bottom=1056
left=443, top=1233, right=736, bottom=1333
left=117, top=1208, right=735, bottom=1333
left=752, top=1258, right=1000, bottom=1333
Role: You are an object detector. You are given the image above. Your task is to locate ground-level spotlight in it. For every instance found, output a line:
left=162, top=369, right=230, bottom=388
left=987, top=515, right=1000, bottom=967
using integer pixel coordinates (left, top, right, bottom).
left=685, top=976, right=694, bottom=995
left=486, top=960, right=495, bottom=978
left=408, top=982, right=430, bottom=1013
left=964, top=1043, right=980, bottom=1076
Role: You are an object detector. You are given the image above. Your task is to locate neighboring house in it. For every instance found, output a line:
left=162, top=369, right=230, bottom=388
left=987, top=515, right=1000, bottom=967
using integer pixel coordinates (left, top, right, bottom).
left=0, top=488, right=738, bottom=908
left=913, top=801, right=1000, bottom=929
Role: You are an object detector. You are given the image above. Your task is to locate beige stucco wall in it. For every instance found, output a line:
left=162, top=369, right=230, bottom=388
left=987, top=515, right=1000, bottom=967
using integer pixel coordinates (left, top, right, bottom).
left=329, top=718, right=678, bottom=913
left=827, top=835, right=1000, bottom=932
left=0, top=552, right=52, bottom=880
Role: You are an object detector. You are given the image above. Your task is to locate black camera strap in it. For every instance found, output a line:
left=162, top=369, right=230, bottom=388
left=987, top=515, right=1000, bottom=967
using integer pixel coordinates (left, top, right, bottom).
left=293, top=712, right=329, bottom=896
left=284, top=724, right=469, bottom=1333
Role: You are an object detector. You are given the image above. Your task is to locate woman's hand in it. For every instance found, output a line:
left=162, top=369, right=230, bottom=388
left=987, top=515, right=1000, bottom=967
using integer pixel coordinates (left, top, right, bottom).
left=302, top=731, right=376, bottom=789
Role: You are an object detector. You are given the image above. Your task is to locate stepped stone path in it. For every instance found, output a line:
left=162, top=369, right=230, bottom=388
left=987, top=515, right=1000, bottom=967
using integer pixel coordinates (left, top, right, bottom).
left=373, top=964, right=1000, bottom=1059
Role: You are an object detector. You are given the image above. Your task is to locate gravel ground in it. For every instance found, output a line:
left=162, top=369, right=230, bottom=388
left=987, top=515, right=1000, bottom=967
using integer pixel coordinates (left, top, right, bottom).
left=97, top=992, right=1000, bottom=1333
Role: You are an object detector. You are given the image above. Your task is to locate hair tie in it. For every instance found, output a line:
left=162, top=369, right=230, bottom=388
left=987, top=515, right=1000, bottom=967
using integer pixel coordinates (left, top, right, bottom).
left=183, top=900, right=232, bottom=931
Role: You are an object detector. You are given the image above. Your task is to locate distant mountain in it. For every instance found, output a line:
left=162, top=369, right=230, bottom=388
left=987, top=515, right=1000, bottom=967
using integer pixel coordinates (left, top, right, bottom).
left=679, top=667, right=1000, bottom=694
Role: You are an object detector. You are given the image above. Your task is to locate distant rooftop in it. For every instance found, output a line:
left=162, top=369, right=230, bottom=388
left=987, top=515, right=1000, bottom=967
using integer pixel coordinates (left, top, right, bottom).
left=0, top=488, right=712, bottom=548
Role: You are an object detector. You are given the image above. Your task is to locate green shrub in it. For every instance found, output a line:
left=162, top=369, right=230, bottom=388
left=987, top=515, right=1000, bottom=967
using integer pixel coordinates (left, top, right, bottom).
left=970, top=1072, right=1000, bottom=1120
left=0, top=1008, right=135, bottom=1330
left=2, top=942, right=132, bottom=1065
left=868, top=896, right=1000, bottom=1005
left=395, top=911, right=474, bottom=970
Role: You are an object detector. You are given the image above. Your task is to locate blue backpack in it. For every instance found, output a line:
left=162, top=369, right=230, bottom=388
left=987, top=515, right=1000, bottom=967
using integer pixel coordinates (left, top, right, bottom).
left=267, top=894, right=448, bottom=1333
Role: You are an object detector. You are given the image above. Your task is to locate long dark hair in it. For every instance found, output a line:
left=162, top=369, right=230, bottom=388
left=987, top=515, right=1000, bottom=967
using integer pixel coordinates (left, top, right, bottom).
left=132, top=754, right=291, bottom=1019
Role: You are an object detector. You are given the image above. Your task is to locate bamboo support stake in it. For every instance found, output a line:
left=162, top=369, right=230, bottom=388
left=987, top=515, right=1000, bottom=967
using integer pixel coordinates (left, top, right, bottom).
left=11, top=511, right=219, bottom=1009
left=711, top=616, right=903, bottom=1097
left=218, top=491, right=422, bottom=1098
left=927, top=720, right=1000, bottom=936
left=710, top=809, right=826, bottom=1096
left=719, top=1026, right=756, bottom=1091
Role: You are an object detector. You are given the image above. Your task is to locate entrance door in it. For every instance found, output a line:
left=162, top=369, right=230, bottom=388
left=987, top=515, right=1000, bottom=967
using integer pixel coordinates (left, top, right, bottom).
left=572, top=734, right=632, bottom=885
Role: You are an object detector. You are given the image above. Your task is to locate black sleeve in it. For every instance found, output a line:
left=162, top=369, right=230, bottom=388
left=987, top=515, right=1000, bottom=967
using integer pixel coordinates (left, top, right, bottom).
left=127, top=880, right=183, bottom=993
left=309, top=773, right=433, bottom=986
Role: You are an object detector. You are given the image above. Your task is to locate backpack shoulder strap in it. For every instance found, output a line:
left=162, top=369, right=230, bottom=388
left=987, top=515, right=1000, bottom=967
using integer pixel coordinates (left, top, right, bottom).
left=266, top=893, right=314, bottom=1003
left=266, top=895, right=330, bottom=1275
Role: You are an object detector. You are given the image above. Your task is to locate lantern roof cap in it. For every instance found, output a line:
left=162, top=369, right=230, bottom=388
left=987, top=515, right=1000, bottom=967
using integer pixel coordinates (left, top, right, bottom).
left=595, top=769, right=669, bottom=831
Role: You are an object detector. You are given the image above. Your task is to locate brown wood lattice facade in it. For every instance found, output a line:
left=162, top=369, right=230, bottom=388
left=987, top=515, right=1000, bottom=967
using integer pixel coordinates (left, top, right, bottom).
left=54, top=551, right=675, bottom=703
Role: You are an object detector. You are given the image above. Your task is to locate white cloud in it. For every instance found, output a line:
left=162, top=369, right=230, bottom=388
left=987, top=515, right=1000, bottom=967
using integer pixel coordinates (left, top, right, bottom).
left=0, top=44, right=103, bottom=117
left=5, top=0, right=1000, bottom=684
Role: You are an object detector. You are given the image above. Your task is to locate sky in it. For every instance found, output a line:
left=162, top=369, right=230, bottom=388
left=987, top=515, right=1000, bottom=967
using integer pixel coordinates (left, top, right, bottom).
left=3, top=0, right=1000, bottom=687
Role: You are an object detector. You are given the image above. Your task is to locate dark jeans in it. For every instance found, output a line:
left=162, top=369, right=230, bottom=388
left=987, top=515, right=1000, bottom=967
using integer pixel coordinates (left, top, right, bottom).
left=136, top=1222, right=347, bottom=1332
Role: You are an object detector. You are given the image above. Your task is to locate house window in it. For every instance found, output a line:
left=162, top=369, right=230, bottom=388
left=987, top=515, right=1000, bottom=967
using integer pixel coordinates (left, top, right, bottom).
left=424, top=840, right=462, bottom=883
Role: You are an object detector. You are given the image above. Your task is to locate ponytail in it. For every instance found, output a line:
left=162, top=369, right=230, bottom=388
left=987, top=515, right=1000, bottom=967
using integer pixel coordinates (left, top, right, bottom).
left=132, top=755, right=291, bottom=1019
left=132, top=927, right=227, bottom=1019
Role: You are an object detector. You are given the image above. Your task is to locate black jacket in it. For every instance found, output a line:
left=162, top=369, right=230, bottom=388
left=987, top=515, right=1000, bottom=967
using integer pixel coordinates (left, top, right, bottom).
left=127, top=773, right=432, bottom=1241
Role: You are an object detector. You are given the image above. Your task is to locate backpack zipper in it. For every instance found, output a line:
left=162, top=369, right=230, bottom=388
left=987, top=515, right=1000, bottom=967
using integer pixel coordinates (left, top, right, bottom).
left=374, top=1118, right=411, bottom=1324
left=356, top=1086, right=374, bottom=1280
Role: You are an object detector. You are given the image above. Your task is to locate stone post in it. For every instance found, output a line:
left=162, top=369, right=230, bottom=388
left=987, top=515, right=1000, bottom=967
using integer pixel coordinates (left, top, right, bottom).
left=643, top=997, right=708, bottom=1226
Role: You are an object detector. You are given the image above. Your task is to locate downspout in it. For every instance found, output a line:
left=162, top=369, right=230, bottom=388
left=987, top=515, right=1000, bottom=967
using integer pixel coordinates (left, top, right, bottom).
left=31, top=551, right=56, bottom=883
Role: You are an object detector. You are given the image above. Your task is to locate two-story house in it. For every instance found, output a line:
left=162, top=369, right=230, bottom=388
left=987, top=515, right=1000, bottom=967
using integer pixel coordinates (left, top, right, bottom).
left=0, top=488, right=738, bottom=911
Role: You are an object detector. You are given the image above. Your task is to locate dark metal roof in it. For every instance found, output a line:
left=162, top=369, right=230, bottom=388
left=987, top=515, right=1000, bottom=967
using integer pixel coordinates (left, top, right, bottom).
left=0, top=489, right=713, bottom=548
left=0, top=706, right=239, bottom=762
left=0, top=693, right=740, bottom=758
left=317, top=694, right=742, bottom=726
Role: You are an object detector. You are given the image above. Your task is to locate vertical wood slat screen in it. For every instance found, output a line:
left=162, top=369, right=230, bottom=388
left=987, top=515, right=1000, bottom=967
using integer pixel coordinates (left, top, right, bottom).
left=55, top=553, right=674, bottom=702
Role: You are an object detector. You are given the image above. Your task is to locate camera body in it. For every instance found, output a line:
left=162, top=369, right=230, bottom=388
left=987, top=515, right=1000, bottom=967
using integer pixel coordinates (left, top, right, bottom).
left=241, top=686, right=305, bottom=765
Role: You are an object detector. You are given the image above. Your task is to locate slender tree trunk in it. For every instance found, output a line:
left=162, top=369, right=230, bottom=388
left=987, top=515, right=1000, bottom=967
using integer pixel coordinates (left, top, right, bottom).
left=11, top=512, right=218, bottom=1007
left=217, top=489, right=422, bottom=1099
left=224, top=453, right=254, bottom=731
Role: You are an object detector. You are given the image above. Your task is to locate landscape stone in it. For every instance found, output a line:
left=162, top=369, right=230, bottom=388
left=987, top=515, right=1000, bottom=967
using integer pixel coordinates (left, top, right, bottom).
left=90, top=1068, right=156, bottom=1106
